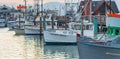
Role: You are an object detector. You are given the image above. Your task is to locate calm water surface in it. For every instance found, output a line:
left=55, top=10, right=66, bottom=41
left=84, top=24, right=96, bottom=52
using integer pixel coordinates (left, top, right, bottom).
left=0, top=28, right=79, bottom=59
left=1, top=28, right=120, bottom=59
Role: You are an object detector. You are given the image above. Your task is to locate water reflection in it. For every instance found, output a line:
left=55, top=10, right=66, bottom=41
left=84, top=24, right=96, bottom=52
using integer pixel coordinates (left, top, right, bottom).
left=24, top=35, right=44, bottom=59
left=44, top=45, right=79, bottom=59
left=0, top=28, right=79, bottom=59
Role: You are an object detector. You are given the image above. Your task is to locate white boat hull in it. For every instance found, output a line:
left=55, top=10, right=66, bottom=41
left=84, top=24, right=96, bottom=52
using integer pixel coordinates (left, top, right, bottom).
left=25, top=29, right=41, bottom=35
left=43, top=30, right=77, bottom=44
left=7, top=21, right=16, bottom=30
left=8, top=27, right=14, bottom=30
left=14, top=29, right=25, bottom=35
left=43, top=29, right=94, bottom=44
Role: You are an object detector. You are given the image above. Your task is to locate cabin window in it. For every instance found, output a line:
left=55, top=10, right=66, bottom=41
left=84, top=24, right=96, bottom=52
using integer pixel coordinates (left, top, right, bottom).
left=71, top=25, right=74, bottom=30
left=52, top=22, right=55, bottom=25
left=116, top=29, right=119, bottom=35
left=86, top=25, right=89, bottom=30
left=63, top=31, right=67, bottom=34
left=69, top=31, right=73, bottom=34
left=83, top=25, right=85, bottom=30
left=47, top=22, right=51, bottom=25
left=74, top=25, right=80, bottom=30
left=74, top=25, right=79, bottom=30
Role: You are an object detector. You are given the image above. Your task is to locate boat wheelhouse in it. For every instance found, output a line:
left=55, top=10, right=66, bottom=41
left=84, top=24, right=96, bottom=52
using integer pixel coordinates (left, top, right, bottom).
left=25, top=14, right=58, bottom=35
left=43, top=20, right=94, bottom=44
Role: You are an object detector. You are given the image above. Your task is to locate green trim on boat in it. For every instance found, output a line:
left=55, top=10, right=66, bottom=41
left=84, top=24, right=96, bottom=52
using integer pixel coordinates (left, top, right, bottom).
left=107, top=26, right=120, bottom=37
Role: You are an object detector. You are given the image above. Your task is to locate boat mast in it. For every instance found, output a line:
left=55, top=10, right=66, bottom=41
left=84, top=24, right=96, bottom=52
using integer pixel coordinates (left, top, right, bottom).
left=40, top=0, right=43, bottom=34
left=33, top=0, right=39, bottom=25
left=81, top=0, right=92, bottom=36
left=81, top=17, right=84, bottom=36
left=89, top=0, right=92, bottom=22
left=24, top=0, right=27, bottom=21
left=19, top=13, right=20, bottom=29
left=110, top=0, right=111, bottom=14
left=42, top=0, right=46, bottom=30
left=65, top=0, right=67, bottom=30
left=17, top=5, right=22, bottom=29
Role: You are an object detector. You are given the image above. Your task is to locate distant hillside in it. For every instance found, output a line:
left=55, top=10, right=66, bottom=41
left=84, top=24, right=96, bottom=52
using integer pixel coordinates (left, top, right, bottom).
left=0, top=2, right=4, bottom=6
left=41, top=2, right=65, bottom=16
left=43, top=2, right=65, bottom=10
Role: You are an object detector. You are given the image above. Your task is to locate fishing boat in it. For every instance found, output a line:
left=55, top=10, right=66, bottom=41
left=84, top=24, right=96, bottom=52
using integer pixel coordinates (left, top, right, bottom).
left=0, top=16, right=6, bottom=27
left=77, top=13, right=120, bottom=59
left=13, top=17, right=25, bottom=35
left=7, top=21, right=16, bottom=30
left=43, top=0, right=97, bottom=44
left=25, top=14, right=58, bottom=35
left=24, top=16, right=40, bottom=35
left=13, top=4, right=27, bottom=35
left=43, top=20, right=94, bottom=44
left=7, top=20, right=16, bottom=30
left=7, top=15, right=16, bottom=30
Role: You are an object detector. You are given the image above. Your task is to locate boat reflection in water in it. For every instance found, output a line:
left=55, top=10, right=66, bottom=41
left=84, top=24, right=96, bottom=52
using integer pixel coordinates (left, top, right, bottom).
left=23, top=35, right=44, bottom=59
left=0, top=28, right=79, bottom=59
left=23, top=35, right=79, bottom=59
left=44, top=45, right=79, bottom=59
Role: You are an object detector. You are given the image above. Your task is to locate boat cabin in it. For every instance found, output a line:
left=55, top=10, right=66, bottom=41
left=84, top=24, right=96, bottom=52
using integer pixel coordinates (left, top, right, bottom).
left=106, top=14, right=120, bottom=37
left=68, top=20, right=93, bottom=30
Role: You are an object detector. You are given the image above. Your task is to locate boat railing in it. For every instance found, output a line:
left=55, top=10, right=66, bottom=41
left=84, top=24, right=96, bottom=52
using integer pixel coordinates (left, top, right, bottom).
left=80, top=15, right=106, bottom=32
left=78, top=15, right=106, bottom=22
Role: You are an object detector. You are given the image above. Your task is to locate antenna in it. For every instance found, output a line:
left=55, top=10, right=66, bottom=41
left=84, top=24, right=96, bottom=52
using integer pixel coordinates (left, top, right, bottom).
left=110, top=0, right=111, bottom=14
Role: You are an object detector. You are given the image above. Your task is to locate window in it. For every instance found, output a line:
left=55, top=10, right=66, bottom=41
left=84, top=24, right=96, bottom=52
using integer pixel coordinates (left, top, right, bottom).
left=116, top=29, right=119, bottom=35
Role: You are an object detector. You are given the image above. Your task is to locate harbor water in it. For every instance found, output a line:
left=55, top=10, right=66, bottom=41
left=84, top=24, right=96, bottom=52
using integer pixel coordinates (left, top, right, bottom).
left=1, top=28, right=120, bottom=59
left=78, top=42, right=120, bottom=59
left=0, top=28, right=79, bottom=59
